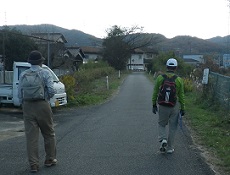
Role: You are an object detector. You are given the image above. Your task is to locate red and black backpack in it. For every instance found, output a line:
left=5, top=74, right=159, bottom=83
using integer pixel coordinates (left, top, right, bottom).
left=157, top=74, right=177, bottom=107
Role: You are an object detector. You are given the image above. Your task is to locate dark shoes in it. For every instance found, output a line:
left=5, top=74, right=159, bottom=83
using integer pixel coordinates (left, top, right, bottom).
left=30, top=164, right=39, bottom=173
left=44, top=159, right=57, bottom=167
left=30, top=159, right=57, bottom=173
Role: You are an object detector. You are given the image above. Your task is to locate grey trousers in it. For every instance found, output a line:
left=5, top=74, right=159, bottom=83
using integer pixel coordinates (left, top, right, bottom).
left=23, top=100, right=56, bottom=166
left=158, top=102, right=180, bottom=149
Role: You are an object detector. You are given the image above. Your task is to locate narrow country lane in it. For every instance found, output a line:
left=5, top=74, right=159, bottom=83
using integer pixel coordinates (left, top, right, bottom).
left=0, top=72, right=215, bottom=175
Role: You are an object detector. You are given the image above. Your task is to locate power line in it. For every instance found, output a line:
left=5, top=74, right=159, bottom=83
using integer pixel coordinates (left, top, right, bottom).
left=0, top=29, right=60, bottom=43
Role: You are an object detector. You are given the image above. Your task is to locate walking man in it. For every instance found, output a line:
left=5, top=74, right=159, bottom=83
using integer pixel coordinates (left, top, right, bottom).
left=152, top=58, right=185, bottom=154
left=18, top=50, right=57, bottom=172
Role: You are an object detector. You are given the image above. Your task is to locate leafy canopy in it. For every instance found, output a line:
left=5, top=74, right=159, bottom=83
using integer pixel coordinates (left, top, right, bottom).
left=0, top=26, right=37, bottom=70
left=102, top=25, right=152, bottom=70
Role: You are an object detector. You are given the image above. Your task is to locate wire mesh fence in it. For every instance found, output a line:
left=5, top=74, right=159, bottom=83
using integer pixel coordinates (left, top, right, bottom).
left=209, top=71, right=230, bottom=109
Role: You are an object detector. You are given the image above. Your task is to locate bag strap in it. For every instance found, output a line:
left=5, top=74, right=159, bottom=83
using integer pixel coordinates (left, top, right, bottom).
left=162, top=74, right=177, bottom=80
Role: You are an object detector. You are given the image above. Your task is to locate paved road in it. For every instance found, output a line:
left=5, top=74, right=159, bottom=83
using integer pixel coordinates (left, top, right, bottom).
left=0, top=72, right=215, bottom=175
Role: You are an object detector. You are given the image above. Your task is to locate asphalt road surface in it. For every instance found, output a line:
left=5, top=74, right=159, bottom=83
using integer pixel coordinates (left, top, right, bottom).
left=0, top=72, right=216, bottom=175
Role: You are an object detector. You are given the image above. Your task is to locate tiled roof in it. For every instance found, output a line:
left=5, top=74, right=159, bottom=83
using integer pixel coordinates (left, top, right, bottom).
left=65, top=47, right=85, bottom=58
left=133, top=48, right=144, bottom=53
left=31, top=32, right=68, bottom=43
left=80, top=46, right=103, bottom=54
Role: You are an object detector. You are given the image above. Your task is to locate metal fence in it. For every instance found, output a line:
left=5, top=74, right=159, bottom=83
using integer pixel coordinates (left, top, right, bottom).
left=209, top=71, right=230, bottom=109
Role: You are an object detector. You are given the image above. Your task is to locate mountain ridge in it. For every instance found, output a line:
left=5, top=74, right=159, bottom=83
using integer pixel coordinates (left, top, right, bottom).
left=1, top=24, right=229, bottom=54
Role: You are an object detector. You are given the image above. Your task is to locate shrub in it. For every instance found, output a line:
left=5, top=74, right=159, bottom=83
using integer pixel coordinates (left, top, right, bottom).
left=59, top=62, right=117, bottom=106
left=59, top=74, right=76, bottom=101
left=183, top=78, right=194, bottom=93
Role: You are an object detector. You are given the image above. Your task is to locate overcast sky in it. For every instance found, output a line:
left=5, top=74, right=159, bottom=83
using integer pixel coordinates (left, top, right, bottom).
left=1, top=0, right=229, bottom=39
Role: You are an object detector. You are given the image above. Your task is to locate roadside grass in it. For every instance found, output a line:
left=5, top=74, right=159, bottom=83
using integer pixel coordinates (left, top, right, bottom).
left=67, top=71, right=129, bottom=107
left=185, top=92, right=230, bottom=174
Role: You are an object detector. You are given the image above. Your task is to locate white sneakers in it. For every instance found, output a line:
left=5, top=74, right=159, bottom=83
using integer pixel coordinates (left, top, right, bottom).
left=160, top=139, right=175, bottom=154
left=160, top=139, right=167, bottom=152
left=166, top=148, right=175, bottom=154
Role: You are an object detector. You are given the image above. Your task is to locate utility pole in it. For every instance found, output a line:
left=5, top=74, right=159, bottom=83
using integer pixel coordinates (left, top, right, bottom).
left=47, top=32, right=50, bottom=67
left=227, top=0, right=230, bottom=54
left=2, top=30, right=6, bottom=83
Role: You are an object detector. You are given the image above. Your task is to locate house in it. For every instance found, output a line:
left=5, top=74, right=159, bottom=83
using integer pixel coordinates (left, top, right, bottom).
left=127, top=49, right=145, bottom=71
left=80, top=46, right=103, bottom=63
left=64, top=47, right=86, bottom=71
left=31, top=32, right=68, bottom=44
left=126, top=48, right=158, bottom=71
left=183, top=55, right=204, bottom=66
left=0, top=56, right=3, bottom=71
left=141, top=47, right=158, bottom=71
left=223, top=54, right=230, bottom=68
left=31, top=33, right=68, bottom=68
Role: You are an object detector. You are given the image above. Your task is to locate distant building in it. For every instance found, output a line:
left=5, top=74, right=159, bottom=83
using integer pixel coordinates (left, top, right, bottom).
left=126, top=48, right=157, bottom=71
left=223, top=54, right=230, bottom=68
left=127, top=49, right=145, bottom=71
left=31, top=32, right=68, bottom=68
left=183, top=55, right=204, bottom=66
left=0, top=56, right=3, bottom=71
left=80, top=46, right=103, bottom=63
left=31, top=32, right=68, bottom=44
left=63, top=47, right=86, bottom=71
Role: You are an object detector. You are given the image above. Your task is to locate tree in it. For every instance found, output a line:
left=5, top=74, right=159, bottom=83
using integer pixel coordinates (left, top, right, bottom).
left=102, top=25, right=152, bottom=70
left=152, top=51, right=193, bottom=77
left=0, top=27, right=37, bottom=70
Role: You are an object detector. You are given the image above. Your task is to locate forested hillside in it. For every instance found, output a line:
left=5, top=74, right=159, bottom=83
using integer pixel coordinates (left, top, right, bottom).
left=1, top=24, right=228, bottom=55
left=1, top=24, right=103, bottom=47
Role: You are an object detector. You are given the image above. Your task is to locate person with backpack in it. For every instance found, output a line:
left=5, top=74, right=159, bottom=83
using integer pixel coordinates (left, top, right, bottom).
left=152, top=58, right=185, bottom=154
left=18, top=50, right=57, bottom=173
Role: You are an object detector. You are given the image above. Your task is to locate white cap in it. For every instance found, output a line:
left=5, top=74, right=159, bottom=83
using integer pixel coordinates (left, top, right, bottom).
left=166, top=58, right=178, bottom=67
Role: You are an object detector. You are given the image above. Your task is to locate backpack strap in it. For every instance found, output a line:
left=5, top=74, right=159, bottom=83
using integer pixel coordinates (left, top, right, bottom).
left=171, top=75, right=177, bottom=80
left=162, top=74, right=177, bottom=80
left=162, top=74, right=167, bottom=79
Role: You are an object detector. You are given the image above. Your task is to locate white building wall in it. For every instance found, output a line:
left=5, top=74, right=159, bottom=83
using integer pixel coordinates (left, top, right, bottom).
left=223, top=54, right=230, bottom=68
left=129, top=54, right=144, bottom=70
left=85, top=53, right=98, bottom=60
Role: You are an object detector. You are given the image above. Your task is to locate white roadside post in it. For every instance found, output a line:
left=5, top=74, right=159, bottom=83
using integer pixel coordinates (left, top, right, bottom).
left=202, top=68, right=209, bottom=85
left=202, top=68, right=209, bottom=97
left=106, top=76, right=109, bottom=90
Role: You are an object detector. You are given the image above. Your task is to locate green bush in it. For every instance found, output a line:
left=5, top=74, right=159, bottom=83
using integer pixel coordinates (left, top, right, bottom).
left=59, top=62, right=118, bottom=106
left=59, top=74, right=76, bottom=101
left=74, top=67, right=115, bottom=84
left=183, top=78, right=194, bottom=93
